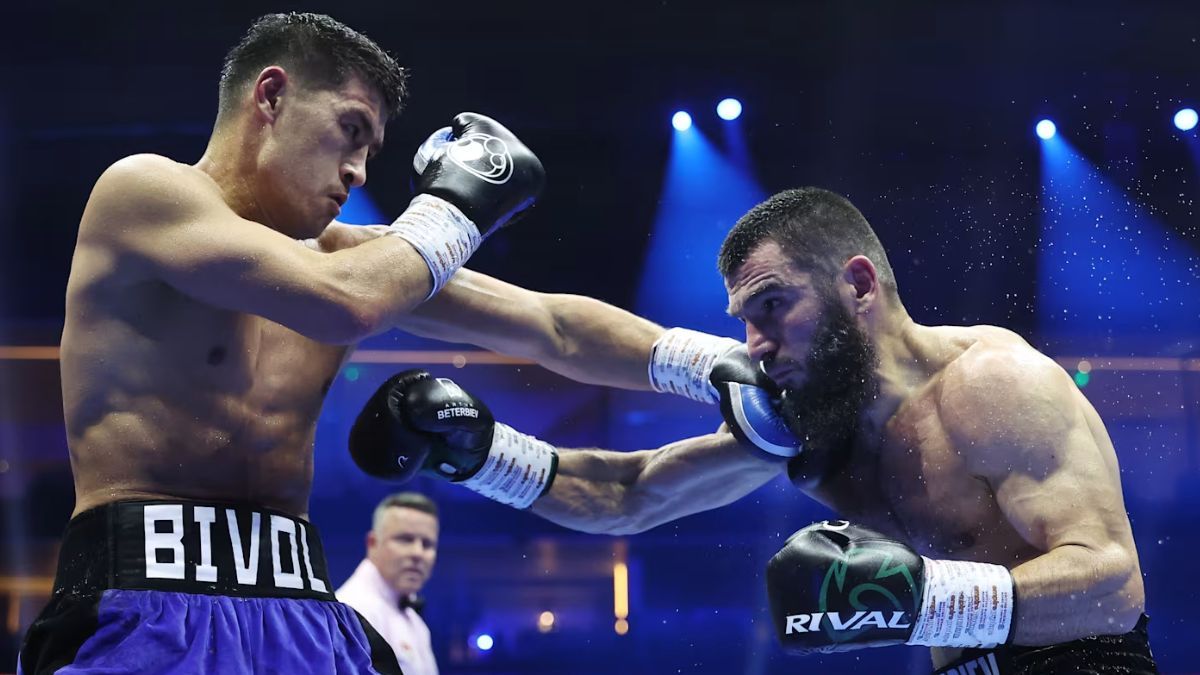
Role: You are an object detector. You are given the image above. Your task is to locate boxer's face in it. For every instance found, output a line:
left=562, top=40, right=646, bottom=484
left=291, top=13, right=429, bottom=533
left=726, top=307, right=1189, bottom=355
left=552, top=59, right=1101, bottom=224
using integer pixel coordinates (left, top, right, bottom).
left=726, top=239, right=878, bottom=456
left=256, top=72, right=386, bottom=238
left=368, top=506, right=439, bottom=596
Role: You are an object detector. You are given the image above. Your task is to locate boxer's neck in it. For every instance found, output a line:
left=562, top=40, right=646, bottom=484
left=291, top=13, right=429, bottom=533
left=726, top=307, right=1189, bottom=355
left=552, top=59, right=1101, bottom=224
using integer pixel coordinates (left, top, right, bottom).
left=861, top=317, right=949, bottom=432
left=195, top=121, right=272, bottom=226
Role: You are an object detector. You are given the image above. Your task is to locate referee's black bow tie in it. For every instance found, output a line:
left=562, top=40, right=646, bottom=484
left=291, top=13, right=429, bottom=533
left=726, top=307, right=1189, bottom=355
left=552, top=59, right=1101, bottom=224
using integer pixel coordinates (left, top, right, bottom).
left=398, top=594, right=425, bottom=615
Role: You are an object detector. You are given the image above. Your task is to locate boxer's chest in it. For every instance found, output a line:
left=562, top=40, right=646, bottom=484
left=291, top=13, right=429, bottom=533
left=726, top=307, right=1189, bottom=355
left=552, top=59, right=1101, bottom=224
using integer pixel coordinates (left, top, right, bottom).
left=868, top=394, right=1024, bottom=561
left=153, top=299, right=348, bottom=410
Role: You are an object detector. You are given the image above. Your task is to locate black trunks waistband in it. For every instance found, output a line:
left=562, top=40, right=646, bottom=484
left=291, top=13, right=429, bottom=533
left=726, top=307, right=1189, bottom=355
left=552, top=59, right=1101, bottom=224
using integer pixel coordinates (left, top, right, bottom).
left=932, top=614, right=1156, bottom=675
left=52, top=499, right=337, bottom=601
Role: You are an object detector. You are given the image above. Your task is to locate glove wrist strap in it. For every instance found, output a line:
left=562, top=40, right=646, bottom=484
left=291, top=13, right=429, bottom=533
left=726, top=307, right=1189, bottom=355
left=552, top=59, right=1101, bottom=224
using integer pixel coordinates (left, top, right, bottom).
left=907, top=557, right=1015, bottom=648
left=386, top=194, right=481, bottom=298
left=649, top=328, right=740, bottom=404
left=460, top=423, right=557, bottom=509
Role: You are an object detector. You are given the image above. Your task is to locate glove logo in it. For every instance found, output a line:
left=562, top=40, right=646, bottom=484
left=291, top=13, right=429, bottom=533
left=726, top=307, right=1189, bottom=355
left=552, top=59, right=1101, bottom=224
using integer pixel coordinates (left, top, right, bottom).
left=447, top=133, right=513, bottom=185
left=436, top=378, right=471, bottom=400
left=812, top=548, right=919, bottom=644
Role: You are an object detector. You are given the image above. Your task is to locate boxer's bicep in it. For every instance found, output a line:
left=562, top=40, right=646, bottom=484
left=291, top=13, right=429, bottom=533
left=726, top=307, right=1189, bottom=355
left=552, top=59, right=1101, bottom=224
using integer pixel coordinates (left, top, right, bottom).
left=985, top=413, right=1142, bottom=640
left=948, top=355, right=1142, bottom=640
left=951, top=355, right=1119, bottom=552
left=87, top=156, right=428, bottom=343
left=535, top=433, right=783, bottom=534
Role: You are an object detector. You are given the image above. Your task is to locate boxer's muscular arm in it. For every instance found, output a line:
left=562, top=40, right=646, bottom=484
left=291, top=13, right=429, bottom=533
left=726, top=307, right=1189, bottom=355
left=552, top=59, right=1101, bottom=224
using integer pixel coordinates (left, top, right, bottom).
left=394, top=268, right=664, bottom=390
left=300, top=216, right=664, bottom=390
left=85, top=155, right=431, bottom=344
left=945, top=347, right=1144, bottom=645
left=530, top=432, right=785, bottom=534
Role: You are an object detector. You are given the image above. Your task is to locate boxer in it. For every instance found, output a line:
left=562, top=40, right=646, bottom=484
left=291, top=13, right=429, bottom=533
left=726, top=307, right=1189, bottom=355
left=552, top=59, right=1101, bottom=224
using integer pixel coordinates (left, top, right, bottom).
left=358, top=187, right=1157, bottom=673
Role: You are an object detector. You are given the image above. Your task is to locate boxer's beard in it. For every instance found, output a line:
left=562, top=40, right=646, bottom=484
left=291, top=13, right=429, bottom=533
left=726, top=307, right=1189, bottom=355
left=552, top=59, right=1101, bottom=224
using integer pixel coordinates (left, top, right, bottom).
left=777, top=300, right=878, bottom=463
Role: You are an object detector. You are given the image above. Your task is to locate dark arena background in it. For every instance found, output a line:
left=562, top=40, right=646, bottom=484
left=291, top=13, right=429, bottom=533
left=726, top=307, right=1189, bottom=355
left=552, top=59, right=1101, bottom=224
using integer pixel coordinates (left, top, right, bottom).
left=2, top=1, right=1198, bottom=673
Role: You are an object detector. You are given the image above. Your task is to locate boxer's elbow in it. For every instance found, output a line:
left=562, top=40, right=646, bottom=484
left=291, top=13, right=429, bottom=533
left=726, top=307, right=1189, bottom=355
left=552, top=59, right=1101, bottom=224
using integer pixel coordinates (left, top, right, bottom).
left=300, top=304, right=379, bottom=344
left=306, top=284, right=384, bottom=343
left=1089, top=543, right=1144, bottom=634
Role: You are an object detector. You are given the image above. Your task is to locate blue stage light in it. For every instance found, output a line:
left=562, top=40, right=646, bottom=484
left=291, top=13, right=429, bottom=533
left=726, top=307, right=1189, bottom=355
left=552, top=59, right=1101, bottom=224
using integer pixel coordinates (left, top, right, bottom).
left=1174, top=107, right=1198, bottom=131
left=1035, top=119, right=1057, bottom=140
left=475, top=634, right=494, bottom=651
left=672, top=111, right=692, bottom=131
left=716, top=98, right=742, bottom=121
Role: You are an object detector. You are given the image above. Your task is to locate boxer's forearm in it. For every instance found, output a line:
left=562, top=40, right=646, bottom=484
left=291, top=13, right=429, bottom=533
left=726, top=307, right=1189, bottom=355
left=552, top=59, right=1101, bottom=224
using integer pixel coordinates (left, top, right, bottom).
left=531, top=449, right=655, bottom=535
left=1009, top=542, right=1143, bottom=645
left=532, top=433, right=782, bottom=535
left=398, top=269, right=663, bottom=390
left=536, top=293, right=662, bottom=389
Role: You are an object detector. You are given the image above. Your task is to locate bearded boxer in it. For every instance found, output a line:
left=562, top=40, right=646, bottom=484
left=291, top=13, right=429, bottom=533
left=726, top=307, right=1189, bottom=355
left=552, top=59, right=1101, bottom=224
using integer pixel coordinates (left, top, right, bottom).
left=356, top=187, right=1157, bottom=673
left=20, top=12, right=774, bottom=675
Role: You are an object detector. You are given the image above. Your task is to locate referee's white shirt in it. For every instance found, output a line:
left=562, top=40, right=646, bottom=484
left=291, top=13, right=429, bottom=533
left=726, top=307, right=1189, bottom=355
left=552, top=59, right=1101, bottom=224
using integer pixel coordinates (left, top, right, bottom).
left=337, top=559, right=439, bottom=675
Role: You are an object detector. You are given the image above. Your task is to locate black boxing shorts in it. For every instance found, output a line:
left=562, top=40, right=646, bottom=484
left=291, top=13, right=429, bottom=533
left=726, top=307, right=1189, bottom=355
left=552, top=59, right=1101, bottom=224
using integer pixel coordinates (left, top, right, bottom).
left=932, top=614, right=1157, bottom=675
left=18, top=499, right=403, bottom=674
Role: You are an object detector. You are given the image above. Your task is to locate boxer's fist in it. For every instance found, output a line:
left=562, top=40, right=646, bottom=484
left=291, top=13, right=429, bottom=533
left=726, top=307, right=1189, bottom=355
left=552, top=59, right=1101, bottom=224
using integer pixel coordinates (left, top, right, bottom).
left=767, top=520, right=1016, bottom=652
left=349, top=369, right=495, bottom=482
left=709, top=345, right=800, bottom=459
left=350, top=370, right=558, bottom=509
left=766, top=521, right=923, bottom=654
left=412, top=112, right=545, bottom=235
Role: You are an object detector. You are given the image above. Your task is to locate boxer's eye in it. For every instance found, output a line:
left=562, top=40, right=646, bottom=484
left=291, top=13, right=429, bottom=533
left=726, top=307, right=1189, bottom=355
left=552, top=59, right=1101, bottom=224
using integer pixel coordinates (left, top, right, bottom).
left=342, top=123, right=360, bottom=141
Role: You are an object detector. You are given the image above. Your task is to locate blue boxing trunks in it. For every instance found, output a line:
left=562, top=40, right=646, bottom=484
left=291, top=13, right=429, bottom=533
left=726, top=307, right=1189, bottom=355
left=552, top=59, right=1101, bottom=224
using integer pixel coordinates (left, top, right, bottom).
left=18, top=500, right=403, bottom=674
left=932, top=614, right=1157, bottom=675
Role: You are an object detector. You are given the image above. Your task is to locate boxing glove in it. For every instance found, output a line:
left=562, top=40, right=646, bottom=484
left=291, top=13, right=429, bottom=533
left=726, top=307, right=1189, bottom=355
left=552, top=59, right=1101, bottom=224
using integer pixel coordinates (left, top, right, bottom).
left=349, top=369, right=556, bottom=509
left=388, top=113, right=545, bottom=296
left=767, top=521, right=1015, bottom=654
left=649, top=327, right=800, bottom=459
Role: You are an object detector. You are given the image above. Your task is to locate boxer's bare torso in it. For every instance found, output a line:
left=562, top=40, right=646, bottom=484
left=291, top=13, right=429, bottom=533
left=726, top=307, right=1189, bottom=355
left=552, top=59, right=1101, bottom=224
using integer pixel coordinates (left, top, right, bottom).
left=540, top=325, right=1144, bottom=659
left=62, top=158, right=383, bottom=519
left=61, top=151, right=661, bottom=521
left=806, top=327, right=1143, bottom=662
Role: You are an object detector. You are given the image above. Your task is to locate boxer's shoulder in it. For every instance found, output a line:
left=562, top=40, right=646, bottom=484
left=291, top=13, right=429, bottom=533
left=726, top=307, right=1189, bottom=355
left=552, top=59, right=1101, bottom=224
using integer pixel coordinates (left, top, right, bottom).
left=939, top=325, right=1064, bottom=399
left=935, top=334, right=1076, bottom=467
left=93, top=153, right=206, bottom=194
left=86, top=154, right=226, bottom=231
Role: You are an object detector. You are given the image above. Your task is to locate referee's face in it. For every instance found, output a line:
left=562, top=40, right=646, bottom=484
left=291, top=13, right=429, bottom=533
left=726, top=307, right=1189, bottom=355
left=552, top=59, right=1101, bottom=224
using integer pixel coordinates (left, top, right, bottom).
left=369, top=506, right=440, bottom=596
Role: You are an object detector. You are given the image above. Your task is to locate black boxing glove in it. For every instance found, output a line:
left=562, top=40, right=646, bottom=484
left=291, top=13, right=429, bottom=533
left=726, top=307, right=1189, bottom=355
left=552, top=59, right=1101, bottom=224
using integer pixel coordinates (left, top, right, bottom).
left=413, top=112, right=545, bottom=234
left=649, top=327, right=800, bottom=459
left=766, top=521, right=1015, bottom=654
left=388, top=112, right=545, bottom=296
left=349, top=369, right=557, bottom=508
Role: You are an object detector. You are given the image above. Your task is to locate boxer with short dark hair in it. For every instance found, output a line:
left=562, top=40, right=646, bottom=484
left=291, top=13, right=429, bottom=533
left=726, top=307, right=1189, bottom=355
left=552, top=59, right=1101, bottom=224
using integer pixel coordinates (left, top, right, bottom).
left=358, top=187, right=1157, bottom=673
left=20, top=11, right=776, bottom=675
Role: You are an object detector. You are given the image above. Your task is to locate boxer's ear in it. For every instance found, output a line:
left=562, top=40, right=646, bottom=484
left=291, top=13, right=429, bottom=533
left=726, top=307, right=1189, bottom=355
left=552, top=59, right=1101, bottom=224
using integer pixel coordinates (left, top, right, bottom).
left=841, top=255, right=879, bottom=314
left=252, top=66, right=290, bottom=123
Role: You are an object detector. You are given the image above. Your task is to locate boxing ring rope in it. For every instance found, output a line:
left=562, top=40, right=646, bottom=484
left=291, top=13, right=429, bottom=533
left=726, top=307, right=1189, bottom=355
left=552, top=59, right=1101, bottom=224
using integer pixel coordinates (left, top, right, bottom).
left=0, top=346, right=535, bottom=366
left=1, top=346, right=1197, bottom=373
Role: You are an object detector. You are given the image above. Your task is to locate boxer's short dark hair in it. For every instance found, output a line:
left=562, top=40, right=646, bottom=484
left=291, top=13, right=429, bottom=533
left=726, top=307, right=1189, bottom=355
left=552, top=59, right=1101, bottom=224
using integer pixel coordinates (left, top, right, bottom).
left=218, top=12, right=408, bottom=120
left=718, top=187, right=899, bottom=301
